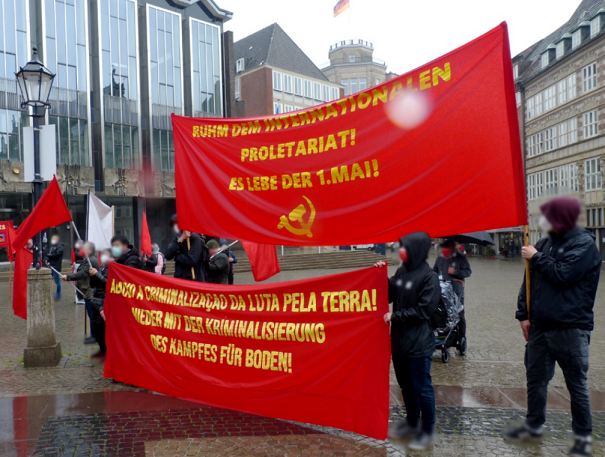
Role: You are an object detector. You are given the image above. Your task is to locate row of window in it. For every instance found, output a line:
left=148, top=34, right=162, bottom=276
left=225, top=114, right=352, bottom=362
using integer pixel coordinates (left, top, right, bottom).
left=272, top=71, right=339, bottom=102
left=527, top=158, right=602, bottom=200
left=342, top=78, right=367, bottom=96
left=540, top=16, right=602, bottom=69
left=273, top=103, right=304, bottom=114
left=587, top=207, right=605, bottom=228
left=527, top=110, right=599, bottom=158
left=527, top=117, right=578, bottom=157
left=527, top=164, right=579, bottom=200
left=526, top=71, right=581, bottom=120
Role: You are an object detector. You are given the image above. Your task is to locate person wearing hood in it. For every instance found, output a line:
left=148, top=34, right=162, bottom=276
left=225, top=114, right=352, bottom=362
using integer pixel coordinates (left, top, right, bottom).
left=433, top=239, right=472, bottom=345
left=206, top=239, right=229, bottom=284
left=61, top=241, right=100, bottom=344
left=375, top=232, right=440, bottom=450
left=87, top=249, right=113, bottom=360
left=110, top=235, right=142, bottom=269
left=45, top=234, right=64, bottom=301
left=504, top=197, right=601, bottom=457
left=220, top=239, right=237, bottom=284
left=164, top=214, right=204, bottom=282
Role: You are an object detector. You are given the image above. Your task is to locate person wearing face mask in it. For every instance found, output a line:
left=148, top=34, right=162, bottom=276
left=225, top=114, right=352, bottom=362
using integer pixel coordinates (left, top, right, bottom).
left=110, top=235, right=142, bottom=269
left=61, top=242, right=100, bottom=344
left=165, top=214, right=204, bottom=282
left=503, top=197, right=601, bottom=457
left=87, top=249, right=113, bottom=360
left=141, top=245, right=159, bottom=273
left=432, top=239, right=472, bottom=346
left=45, top=234, right=64, bottom=301
left=152, top=244, right=166, bottom=275
left=374, top=232, right=440, bottom=450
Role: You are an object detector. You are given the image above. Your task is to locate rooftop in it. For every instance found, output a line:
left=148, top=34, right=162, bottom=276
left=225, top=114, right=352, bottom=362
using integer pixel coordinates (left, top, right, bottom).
left=234, top=23, right=330, bottom=82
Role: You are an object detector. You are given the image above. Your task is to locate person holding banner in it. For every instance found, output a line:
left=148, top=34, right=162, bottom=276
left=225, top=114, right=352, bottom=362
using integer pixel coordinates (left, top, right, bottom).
left=165, top=215, right=204, bottom=282
left=62, top=242, right=100, bottom=344
left=44, top=234, right=64, bottom=301
left=110, top=235, right=142, bottom=269
left=505, top=197, right=601, bottom=457
left=87, top=249, right=113, bottom=360
left=376, top=232, right=440, bottom=450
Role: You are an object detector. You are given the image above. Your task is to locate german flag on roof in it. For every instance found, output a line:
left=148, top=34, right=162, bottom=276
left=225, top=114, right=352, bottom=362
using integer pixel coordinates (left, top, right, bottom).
left=333, top=0, right=350, bottom=17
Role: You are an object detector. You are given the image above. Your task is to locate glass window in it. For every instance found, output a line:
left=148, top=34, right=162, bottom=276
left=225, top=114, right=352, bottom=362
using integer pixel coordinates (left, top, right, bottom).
left=359, top=78, right=367, bottom=91
left=568, top=74, right=577, bottom=100
left=583, top=110, right=598, bottom=139
left=585, top=158, right=602, bottom=191
left=572, top=29, right=582, bottom=49
left=77, top=45, right=87, bottom=91
left=323, top=84, right=329, bottom=102
left=313, top=82, right=320, bottom=100
left=4, top=0, right=15, bottom=53
left=541, top=53, right=549, bottom=68
left=56, top=2, right=66, bottom=64
left=350, top=79, right=358, bottom=94
left=556, top=42, right=565, bottom=59
left=349, top=55, right=355, bottom=62
left=273, top=71, right=283, bottom=91
left=283, top=74, right=292, bottom=93
left=46, top=0, right=56, bottom=38
left=76, top=0, right=85, bottom=46
left=591, top=16, right=601, bottom=38
left=304, top=80, right=312, bottom=98
left=583, top=63, right=597, bottom=92
left=342, top=79, right=349, bottom=96
left=294, top=77, right=302, bottom=95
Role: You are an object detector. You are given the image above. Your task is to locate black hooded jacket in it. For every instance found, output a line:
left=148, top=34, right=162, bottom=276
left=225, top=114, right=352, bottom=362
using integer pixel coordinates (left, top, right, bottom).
left=389, top=232, right=441, bottom=358
left=517, top=228, right=601, bottom=331
left=116, top=245, right=142, bottom=269
left=165, top=233, right=205, bottom=282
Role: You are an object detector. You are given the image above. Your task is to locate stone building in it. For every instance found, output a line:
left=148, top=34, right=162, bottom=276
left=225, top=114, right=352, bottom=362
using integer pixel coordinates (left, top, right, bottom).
left=321, top=39, right=387, bottom=95
left=515, top=0, right=605, bottom=259
left=234, top=23, right=342, bottom=117
left=0, top=0, right=234, bottom=258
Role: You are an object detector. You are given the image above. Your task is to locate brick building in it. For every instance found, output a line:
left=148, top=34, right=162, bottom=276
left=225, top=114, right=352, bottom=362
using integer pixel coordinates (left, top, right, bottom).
left=234, top=23, right=342, bottom=117
left=515, top=0, right=605, bottom=259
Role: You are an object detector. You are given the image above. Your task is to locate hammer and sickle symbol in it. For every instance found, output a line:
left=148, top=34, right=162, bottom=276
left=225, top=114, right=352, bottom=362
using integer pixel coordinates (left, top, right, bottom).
left=277, top=196, right=316, bottom=238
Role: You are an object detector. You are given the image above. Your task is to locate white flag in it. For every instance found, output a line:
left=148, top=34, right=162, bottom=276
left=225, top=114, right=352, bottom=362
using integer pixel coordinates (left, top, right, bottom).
left=87, top=192, right=113, bottom=250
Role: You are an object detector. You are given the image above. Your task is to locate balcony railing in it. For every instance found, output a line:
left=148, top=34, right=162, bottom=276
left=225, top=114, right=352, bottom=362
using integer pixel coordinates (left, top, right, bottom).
left=321, top=56, right=386, bottom=68
left=152, top=104, right=183, bottom=130
left=329, top=39, right=374, bottom=51
left=0, top=77, right=25, bottom=112
left=48, top=87, right=88, bottom=119
left=104, top=95, right=138, bottom=126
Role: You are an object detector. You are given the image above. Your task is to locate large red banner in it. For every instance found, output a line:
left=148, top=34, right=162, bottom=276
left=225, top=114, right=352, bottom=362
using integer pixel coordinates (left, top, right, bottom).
left=0, top=221, right=13, bottom=250
left=173, top=23, right=526, bottom=245
left=104, top=263, right=391, bottom=439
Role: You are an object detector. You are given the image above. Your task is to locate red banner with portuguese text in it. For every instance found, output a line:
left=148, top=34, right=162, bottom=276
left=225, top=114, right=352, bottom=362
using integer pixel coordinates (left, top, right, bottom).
left=172, top=23, right=526, bottom=245
left=103, top=263, right=390, bottom=439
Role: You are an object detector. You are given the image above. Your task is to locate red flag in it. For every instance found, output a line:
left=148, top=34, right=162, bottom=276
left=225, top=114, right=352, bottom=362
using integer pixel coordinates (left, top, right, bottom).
left=5, top=224, right=16, bottom=263
left=173, top=23, right=526, bottom=245
left=12, top=177, right=72, bottom=251
left=140, top=210, right=152, bottom=257
left=70, top=247, right=76, bottom=264
left=241, top=241, right=280, bottom=282
left=12, top=246, right=33, bottom=319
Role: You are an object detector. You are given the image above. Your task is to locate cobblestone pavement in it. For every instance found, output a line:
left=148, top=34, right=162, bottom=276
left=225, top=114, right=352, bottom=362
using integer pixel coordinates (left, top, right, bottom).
left=1, top=254, right=604, bottom=456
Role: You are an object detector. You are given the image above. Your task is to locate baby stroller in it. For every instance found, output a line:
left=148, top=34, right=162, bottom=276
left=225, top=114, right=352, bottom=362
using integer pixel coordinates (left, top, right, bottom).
left=432, top=282, right=465, bottom=363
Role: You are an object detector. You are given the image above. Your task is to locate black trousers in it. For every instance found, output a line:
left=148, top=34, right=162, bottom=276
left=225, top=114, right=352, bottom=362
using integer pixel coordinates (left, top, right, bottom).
left=228, top=271, right=234, bottom=285
left=525, top=327, right=592, bottom=436
left=92, top=317, right=107, bottom=353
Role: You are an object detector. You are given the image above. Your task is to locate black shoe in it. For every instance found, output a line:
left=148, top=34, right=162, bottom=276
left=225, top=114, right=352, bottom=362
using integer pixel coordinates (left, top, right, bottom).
left=502, top=422, right=543, bottom=444
left=83, top=336, right=97, bottom=344
left=569, top=435, right=592, bottom=456
left=90, top=350, right=106, bottom=360
left=388, top=420, right=420, bottom=439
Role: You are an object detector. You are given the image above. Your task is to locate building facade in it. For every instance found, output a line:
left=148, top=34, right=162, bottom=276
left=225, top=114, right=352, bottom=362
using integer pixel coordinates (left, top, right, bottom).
left=0, top=0, right=233, bottom=259
left=515, top=0, right=605, bottom=259
left=234, top=23, right=342, bottom=117
left=321, top=39, right=387, bottom=96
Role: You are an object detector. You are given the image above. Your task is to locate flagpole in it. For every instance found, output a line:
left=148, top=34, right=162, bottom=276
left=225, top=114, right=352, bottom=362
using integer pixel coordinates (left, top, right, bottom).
left=8, top=261, right=13, bottom=301
left=49, top=265, right=86, bottom=297
left=524, top=225, right=531, bottom=320
left=71, top=221, right=92, bottom=268
left=210, top=240, right=239, bottom=260
left=187, top=238, right=195, bottom=280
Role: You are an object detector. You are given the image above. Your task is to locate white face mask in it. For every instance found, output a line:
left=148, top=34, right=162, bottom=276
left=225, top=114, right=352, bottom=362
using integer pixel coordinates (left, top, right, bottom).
left=100, top=254, right=110, bottom=265
left=538, top=215, right=553, bottom=232
left=173, top=224, right=180, bottom=235
left=50, top=239, right=58, bottom=245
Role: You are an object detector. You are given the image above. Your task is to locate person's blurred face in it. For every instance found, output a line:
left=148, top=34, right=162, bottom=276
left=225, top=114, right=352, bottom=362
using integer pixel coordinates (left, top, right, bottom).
left=209, top=247, right=219, bottom=256
left=26, top=239, right=33, bottom=249
left=440, top=247, right=453, bottom=259
left=74, top=240, right=83, bottom=249
left=84, top=242, right=94, bottom=257
left=100, top=250, right=113, bottom=265
left=51, top=235, right=60, bottom=245
left=399, top=247, right=408, bottom=264
left=111, top=241, right=127, bottom=258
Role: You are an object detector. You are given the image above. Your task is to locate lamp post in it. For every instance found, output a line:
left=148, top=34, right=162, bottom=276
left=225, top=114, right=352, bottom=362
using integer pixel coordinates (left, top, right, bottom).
left=15, top=47, right=56, bottom=269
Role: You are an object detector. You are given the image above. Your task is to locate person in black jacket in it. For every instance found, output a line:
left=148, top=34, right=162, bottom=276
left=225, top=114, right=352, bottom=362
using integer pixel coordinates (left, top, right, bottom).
left=376, top=232, right=440, bottom=450
left=45, top=234, right=64, bottom=301
left=87, top=249, right=112, bottom=360
left=62, top=242, right=100, bottom=344
left=165, top=215, right=204, bottom=282
left=206, top=239, right=229, bottom=284
left=220, top=239, right=237, bottom=284
left=433, top=239, right=472, bottom=344
left=142, top=251, right=158, bottom=273
left=504, top=197, right=601, bottom=457
left=111, top=235, right=142, bottom=269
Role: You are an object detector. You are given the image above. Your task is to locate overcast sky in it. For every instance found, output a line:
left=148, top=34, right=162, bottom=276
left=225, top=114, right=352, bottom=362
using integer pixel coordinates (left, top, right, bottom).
left=219, top=0, right=581, bottom=75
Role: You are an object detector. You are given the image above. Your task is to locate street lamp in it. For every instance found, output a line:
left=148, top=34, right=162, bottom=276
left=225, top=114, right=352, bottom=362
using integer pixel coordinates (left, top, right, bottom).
left=16, top=47, right=55, bottom=269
